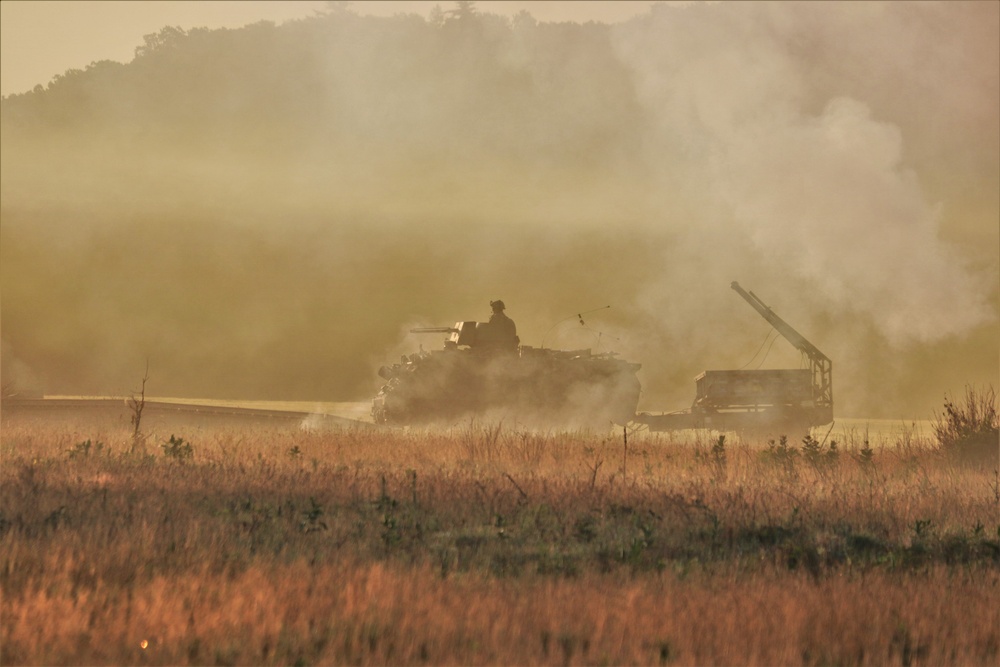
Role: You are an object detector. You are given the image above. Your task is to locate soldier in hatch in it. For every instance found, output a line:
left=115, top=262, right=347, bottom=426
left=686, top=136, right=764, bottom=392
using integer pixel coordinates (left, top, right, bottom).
left=477, top=299, right=519, bottom=352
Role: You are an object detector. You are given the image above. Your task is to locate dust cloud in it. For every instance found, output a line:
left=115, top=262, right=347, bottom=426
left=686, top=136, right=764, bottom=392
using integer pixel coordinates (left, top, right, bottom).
left=1, top=2, right=996, bottom=418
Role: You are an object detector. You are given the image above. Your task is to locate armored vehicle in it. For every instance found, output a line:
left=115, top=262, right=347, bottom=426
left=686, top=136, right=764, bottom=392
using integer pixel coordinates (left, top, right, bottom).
left=372, top=320, right=641, bottom=428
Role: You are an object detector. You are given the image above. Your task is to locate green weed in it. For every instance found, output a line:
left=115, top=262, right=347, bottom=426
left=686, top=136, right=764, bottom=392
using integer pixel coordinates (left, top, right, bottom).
left=161, top=434, right=194, bottom=461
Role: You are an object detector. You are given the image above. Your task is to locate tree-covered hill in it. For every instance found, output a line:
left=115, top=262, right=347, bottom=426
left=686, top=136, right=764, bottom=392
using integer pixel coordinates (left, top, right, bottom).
left=3, top=8, right=642, bottom=168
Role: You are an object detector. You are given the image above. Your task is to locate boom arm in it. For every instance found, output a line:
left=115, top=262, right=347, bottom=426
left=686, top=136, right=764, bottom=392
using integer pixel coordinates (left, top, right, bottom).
left=730, top=281, right=832, bottom=411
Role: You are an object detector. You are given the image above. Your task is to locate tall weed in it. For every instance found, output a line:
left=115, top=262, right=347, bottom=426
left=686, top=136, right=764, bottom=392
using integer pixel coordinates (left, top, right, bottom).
left=934, top=385, right=999, bottom=466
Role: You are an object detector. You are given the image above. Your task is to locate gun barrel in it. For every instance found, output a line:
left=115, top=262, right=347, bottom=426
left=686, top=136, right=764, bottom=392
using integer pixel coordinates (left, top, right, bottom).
left=410, top=327, right=459, bottom=334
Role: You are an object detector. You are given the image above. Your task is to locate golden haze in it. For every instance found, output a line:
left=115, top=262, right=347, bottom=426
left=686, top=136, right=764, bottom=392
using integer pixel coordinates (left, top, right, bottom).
left=0, top=2, right=997, bottom=418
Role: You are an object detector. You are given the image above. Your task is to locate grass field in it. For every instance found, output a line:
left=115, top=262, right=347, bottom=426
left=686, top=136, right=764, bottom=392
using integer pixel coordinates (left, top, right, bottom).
left=1, top=409, right=998, bottom=666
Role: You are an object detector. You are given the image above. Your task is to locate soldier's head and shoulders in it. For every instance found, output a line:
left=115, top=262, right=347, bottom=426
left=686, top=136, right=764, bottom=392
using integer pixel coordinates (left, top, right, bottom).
left=490, top=300, right=509, bottom=320
left=478, top=299, right=518, bottom=351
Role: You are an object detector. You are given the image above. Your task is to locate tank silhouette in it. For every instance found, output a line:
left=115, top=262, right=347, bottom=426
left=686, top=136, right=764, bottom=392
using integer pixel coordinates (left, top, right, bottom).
left=372, top=320, right=641, bottom=428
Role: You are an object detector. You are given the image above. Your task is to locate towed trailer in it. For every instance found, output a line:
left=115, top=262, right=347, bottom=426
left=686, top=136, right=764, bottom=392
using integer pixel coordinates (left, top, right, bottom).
left=635, top=282, right=833, bottom=434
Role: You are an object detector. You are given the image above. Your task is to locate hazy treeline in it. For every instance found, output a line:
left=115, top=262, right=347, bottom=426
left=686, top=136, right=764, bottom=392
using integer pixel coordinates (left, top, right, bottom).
left=2, top=1, right=997, bottom=415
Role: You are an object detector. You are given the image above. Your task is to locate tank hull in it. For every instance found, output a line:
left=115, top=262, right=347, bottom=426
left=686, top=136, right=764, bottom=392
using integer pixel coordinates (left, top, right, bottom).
left=373, top=346, right=641, bottom=429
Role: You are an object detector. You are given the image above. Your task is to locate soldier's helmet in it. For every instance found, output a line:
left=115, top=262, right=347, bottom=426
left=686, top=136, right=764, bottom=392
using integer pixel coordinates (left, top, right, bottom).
left=490, top=300, right=506, bottom=311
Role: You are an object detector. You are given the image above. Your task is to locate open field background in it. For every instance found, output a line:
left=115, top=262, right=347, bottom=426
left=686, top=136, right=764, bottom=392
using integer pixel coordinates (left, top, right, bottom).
left=5, top=395, right=945, bottom=440
left=2, top=405, right=998, bottom=666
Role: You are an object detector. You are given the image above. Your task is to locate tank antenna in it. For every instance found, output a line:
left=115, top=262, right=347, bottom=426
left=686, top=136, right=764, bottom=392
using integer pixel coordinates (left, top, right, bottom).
left=541, top=305, right=610, bottom=349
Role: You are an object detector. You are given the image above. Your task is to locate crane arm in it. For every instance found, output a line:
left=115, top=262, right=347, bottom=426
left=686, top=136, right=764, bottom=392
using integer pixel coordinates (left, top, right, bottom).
left=730, top=282, right=829, bottom=363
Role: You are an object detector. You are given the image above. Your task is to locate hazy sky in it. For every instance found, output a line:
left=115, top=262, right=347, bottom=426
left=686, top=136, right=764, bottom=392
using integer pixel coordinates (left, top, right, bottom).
left=1, top=1, right=658, bottom=97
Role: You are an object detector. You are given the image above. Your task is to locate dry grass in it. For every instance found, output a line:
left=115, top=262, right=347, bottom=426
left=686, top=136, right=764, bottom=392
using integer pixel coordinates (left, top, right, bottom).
left=2, top=413, right=998, bottom=665
left=934, top=385, right=999, bottom=466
